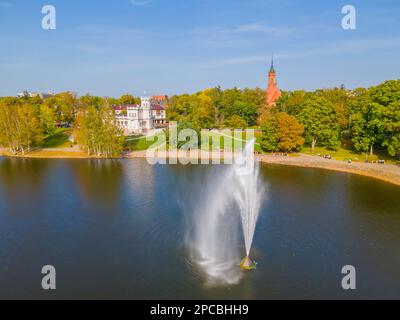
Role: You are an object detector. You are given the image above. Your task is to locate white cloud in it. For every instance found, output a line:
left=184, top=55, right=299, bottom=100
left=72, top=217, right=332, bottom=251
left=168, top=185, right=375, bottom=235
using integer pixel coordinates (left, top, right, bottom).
left=193, top=22, right=295, bottom=39
left=224, top=22, right=295, bottom=36
left=191, top=22, right=296, bottom=48
left=130, top=0, right=152, bottom=5
left=214, top=37, right=400, bottom=66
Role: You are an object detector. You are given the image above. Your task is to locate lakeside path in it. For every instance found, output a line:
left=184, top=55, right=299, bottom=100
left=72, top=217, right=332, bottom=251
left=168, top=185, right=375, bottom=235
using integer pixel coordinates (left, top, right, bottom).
left=0, top=147, right=89, bottom=159
left=126, top=151, right=400, bottom=186
left=257, top=154, right=400, bottom=186
left=1, top=148, right=400, bottom=186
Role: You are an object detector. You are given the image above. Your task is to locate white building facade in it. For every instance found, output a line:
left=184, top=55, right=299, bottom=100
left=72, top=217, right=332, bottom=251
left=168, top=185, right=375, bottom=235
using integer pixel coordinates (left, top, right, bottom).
left=114, top=97, right=167, bottom=135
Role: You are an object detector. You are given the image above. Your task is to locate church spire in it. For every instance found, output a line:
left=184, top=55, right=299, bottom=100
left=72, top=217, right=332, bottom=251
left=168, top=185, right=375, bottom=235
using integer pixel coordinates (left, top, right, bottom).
left=269, top=55, right=275, bottom=74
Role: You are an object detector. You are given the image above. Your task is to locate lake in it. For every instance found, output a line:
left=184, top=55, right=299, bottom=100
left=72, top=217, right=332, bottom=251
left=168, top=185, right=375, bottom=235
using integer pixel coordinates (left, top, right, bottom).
left=0, top=157, right=399, bottom=299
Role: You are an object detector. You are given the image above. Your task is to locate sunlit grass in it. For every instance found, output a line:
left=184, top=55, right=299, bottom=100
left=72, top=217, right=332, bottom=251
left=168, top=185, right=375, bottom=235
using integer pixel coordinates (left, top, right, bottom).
left=124, top=133, right=165, bottom=151
left=41, top=128, right=72, bottom=148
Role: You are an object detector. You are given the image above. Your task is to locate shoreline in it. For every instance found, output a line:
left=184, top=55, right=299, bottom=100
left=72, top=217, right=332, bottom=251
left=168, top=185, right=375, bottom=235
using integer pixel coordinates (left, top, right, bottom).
left=1, top=148, right=400, bottom=187
left=257, top=154, right=400, bottom=187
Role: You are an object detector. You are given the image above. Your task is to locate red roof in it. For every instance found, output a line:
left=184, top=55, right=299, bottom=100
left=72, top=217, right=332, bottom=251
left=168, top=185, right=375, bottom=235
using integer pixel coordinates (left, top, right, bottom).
left=113, top=104, right=139, bottom=110
left=113, top=104, right=164, bottom=110
left=113, top=106, right=126, bottom=111
left=151, top=104, right=165, bottom=111
left=152, top=95, right=168, bottom=100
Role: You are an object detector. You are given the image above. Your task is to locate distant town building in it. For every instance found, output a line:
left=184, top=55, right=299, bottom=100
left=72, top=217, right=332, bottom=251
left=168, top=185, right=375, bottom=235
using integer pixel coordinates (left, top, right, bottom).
left=114, top=97, right=167, bottom=135
left=266, top=57, right=282, bottom=106
left=17, top=91, right=55, bottom=99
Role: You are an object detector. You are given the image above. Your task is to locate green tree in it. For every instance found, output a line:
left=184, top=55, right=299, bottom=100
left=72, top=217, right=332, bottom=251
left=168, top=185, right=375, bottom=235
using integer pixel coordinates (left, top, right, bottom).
left=298, top=96, right=340, bottom=151
left=45, top=92, right=77, bottom=125
left=39, top=104, right=56, bottom=136
left=166, top=120, right=199, bottom=149
left=119, top=94, right=140, bottom=105
left=17, top=104, right=44, bottom=154
left=276, top=90, right=309, bottom=116
left=350, top=81, right=400, bottom=157
left=189, top=91, right=217, bottom=129
left=260, top=113, right=279, bottom=152
left=77, top=105, right=124, bottom=157
left=225, top=115, right=247, bottom=129
left=0, top=102, right=43, bottom=155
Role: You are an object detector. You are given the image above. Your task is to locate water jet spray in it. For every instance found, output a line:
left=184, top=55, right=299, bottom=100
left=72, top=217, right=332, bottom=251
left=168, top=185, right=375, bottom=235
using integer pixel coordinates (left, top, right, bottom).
left=183, top=139, right=264, bottom=284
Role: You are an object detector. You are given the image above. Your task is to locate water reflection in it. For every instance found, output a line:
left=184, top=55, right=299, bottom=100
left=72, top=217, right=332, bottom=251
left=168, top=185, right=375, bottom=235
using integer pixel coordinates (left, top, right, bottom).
left=0, top=158, right=399, bottom=299
left=0, top=158, right=51, bottom=215
left=69, top=159, right=123, bottom=207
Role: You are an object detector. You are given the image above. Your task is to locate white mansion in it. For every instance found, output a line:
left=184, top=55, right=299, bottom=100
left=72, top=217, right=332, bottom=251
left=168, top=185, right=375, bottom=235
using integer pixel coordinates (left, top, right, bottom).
left=114, top=96, right=167, bottom=135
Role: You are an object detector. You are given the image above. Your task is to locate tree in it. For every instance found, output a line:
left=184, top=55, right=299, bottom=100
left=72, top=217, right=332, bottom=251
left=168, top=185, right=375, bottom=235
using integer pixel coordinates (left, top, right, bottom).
left=168, top=87, right=264, bottom=129
left=350, top=80, right=400, bottom=157
left=231, top=100, right=258, bottom=127
left=276, top=113, right=305, bottom=152
left=276, top=90, right=309, bottom=116
left=39, top=104, right=56, bottom=136
left=76, top=105, right=124, bottom=157
left=45, top=92, right=77, bottom=125
left=166, top=120, right=199, bottom=149
left=298, top=96, right=340, bottom=151
left=371, top=80, right=400, bottom=158
left=260, top=112, right=279, bottom=152
left=119, top=94, right=140, bottom=105
left=0, top=102, right=43, bottom=155
left=316, top=88, right=351, bottom=130
left=261, top=112, right=304, bottom=152
left=382, top=100, right=400, bottom=158
left=16, top=104, right=44, bottom=154
left=78, top=94, right=104, bottom=110
left=225, top=115, right=247, bottom=129
left=189, top=91, right=217, bottom=130
left=0, top=103, right=19, bottom=153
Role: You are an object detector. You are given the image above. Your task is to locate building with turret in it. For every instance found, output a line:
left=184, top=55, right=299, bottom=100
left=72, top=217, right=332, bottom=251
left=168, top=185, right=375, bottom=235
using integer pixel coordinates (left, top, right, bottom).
left=114, top=97, right=167, bottom=135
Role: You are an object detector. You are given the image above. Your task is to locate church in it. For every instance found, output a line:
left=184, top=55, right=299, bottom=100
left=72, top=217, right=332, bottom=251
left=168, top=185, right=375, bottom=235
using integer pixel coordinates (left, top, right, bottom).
left=266, top=57, right=282, bottom=106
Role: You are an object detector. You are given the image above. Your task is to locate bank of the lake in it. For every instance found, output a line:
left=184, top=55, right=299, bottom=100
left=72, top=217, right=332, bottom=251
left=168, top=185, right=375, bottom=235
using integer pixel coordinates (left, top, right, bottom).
left=257, top=154, right=400, bottom=187
left=1, top=147, right=400, bottom=186
left=127, top=151, right=400, bottom=187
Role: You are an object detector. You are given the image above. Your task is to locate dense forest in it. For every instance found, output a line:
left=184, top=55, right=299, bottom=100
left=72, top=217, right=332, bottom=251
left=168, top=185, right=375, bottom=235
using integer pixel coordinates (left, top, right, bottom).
left=0, top=79, right=399, bottom=159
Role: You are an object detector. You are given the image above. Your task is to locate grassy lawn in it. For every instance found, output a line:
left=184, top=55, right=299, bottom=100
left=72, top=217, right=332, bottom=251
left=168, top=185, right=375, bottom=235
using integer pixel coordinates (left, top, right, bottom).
left=123, top=130, right=399, bottom=165
left=41, top=128, right=72, bottom=148
left=301, top=146, right=397, bottom=164
left=124, top=134, right=165, bottom=151
left=200, top=130, right=263, bottom=152
left=124, top=130, right=264, bottom=153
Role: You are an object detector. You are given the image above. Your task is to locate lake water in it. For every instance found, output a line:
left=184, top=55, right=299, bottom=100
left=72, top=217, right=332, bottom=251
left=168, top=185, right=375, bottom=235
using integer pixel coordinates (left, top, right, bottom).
left=0, top=157, right=399, bottom=299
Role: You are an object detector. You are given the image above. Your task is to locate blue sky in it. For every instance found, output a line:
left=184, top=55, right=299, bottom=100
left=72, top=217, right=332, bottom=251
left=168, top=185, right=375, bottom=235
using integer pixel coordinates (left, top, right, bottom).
left=0, top=0, right=399, bottom=97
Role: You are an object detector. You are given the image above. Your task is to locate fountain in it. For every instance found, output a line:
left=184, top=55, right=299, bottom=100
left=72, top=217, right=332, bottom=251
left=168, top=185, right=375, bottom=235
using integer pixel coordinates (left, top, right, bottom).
left=240, top=256, right=257, bottom=270
left=234, top=139, right=263, bottom=270
left=181, top=139, right=265, bottom=285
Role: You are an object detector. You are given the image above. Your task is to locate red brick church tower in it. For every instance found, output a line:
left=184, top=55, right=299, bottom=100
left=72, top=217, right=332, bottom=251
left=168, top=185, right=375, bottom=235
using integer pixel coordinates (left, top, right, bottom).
left=266, top=57, right=281, bottom=106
